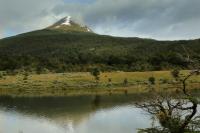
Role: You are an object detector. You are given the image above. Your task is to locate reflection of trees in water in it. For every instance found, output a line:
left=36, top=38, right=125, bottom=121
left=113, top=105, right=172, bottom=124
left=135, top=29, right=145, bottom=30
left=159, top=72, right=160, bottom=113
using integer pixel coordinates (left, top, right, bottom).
left=0, top=94, right=143, bottom=124
left=92, top=95, right=101, bottom=108
left=137, top=70, right=200, bottom=133
left=0, top=96, right=96, bottom=125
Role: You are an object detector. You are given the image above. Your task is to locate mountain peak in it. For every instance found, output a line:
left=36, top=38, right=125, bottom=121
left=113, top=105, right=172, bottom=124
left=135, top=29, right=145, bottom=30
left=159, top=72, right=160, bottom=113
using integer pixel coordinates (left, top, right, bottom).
left=60, top=16, right=72, bottom=26
left=47, top=16, right=93, bottom=33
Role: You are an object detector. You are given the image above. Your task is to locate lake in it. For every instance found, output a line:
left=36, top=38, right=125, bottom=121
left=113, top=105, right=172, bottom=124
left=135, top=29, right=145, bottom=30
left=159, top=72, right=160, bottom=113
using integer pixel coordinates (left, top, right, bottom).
left=0, top=95, right=152, bottom=133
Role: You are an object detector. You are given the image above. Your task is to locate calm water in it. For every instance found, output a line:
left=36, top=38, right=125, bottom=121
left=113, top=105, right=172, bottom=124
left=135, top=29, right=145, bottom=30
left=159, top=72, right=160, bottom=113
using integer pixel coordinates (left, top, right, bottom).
left=0, top=95, right=152, bottom=133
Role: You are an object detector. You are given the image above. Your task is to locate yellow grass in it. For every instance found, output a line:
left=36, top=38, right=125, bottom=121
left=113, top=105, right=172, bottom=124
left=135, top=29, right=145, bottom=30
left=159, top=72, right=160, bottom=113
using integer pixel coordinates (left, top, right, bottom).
left=0, top=70, right=199, bottom=97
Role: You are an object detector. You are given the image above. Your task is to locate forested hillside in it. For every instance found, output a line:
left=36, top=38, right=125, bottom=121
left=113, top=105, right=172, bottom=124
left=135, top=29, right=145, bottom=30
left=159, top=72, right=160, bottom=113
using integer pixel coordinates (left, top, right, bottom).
left=0, top=29, right=199, bottom=73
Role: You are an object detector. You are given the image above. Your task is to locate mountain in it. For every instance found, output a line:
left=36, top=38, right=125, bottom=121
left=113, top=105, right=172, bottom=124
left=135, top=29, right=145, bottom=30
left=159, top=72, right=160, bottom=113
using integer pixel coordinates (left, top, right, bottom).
left=47, top=16, right=93, bottom=33
left=0, top=17, right=199, bottom=72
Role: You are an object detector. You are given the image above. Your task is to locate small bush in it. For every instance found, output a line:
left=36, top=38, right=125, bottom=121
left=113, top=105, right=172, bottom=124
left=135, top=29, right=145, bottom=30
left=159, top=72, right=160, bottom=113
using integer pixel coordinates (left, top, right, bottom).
left=107, top=78, right=112, bottom=87
left=23, top=72, right=29, bottom=81
left=160, top=78, right=168, bottom=84
left=18, top=88, right=25, bottom=93
left=90, top=67, right=101, bottom=82
left=149, top=77, right=155, bottom=85
left=123, top=78, right=128, bottom=86
left=171, top=69, right=180, bottom=80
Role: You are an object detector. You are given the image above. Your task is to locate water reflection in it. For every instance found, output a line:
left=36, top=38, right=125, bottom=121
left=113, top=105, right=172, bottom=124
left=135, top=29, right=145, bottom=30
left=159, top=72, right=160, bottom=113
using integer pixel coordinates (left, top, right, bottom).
left=0, top=95, right=151, bottom=133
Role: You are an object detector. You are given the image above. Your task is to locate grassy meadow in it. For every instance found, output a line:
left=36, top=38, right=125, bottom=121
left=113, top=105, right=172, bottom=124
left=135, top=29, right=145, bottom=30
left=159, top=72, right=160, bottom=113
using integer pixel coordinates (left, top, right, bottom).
left=0, top=70, right=199, bottom=97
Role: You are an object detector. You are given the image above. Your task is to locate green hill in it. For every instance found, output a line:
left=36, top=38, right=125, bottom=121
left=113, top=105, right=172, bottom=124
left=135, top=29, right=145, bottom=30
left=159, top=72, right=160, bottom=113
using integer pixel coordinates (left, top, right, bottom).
left=0, top=18, right=199, bottom=73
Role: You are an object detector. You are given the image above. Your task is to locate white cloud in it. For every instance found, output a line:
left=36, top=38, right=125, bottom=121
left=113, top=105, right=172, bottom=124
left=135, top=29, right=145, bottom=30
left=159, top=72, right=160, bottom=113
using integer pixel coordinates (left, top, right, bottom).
left=0, top=32, right=2, bottom=39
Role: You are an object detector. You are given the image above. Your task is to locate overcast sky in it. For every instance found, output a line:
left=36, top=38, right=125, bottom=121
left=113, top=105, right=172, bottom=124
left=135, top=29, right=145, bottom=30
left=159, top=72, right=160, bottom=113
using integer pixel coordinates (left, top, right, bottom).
left=0, top=0, right=200, bottom=40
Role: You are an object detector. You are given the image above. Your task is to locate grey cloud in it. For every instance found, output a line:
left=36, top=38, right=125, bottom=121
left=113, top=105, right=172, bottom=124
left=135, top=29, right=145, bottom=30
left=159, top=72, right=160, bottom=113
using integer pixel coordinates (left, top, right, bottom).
left=52, top=0, right=200, bottom=40
left=0, top=0, right=200, bottom=40
left=91, top=0, right=200, bottom=40
left=0, top=31, right=3, bottom=38
left=0, top=0, right=64, bottom=38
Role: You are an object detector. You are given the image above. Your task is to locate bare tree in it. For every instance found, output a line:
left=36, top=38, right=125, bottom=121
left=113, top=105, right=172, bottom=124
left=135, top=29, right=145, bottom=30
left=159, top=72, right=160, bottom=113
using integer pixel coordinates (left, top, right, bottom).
left=136, top=69, right=200, bottom=133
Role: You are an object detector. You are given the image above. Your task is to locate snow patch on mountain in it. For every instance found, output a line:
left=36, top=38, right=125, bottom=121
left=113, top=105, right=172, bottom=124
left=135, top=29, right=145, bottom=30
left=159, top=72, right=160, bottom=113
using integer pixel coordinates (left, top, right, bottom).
left=48, top=16, right=93, bottom=33
left=87, top=28, right=91, bottom=32
left=61, top=16, right=71, bottom=26
left=55, top=26, right=61, bottom=28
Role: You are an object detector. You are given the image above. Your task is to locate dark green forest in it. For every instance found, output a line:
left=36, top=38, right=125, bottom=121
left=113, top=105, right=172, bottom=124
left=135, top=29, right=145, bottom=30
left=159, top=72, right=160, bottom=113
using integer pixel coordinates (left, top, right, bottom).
left=0, top=29, right=199, bottom=73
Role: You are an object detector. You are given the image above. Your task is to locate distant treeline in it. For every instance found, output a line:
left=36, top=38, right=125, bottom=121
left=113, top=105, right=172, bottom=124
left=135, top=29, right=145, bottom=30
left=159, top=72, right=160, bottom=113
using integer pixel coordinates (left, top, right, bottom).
left=0, top=30, right=199, bottom=73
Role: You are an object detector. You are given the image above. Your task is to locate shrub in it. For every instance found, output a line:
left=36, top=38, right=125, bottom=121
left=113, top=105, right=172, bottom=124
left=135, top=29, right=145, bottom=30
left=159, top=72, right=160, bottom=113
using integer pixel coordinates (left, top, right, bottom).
left=36, top=66, right=43, bottom=74
left=149, top=77, right=155, bottom=85
left=23, top=72, right=29, bottom=81
left=123, top=78, right=128, bottom=86
left=108, top=78, right=112, bottom=83
left=171, top=69, right=180, bottom=80
left=0, top=73, right=3, bottom=79
left=160, top=78, right=168, bottom=84
left=90, top=67, right=101, bottom=82
left=107, top=78, right=112, bottom=87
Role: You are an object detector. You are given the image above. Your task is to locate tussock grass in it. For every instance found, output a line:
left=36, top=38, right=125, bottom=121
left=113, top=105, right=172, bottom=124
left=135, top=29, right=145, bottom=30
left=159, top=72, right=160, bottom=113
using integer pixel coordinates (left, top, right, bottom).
left=0, top=70, right=199, bottom=97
